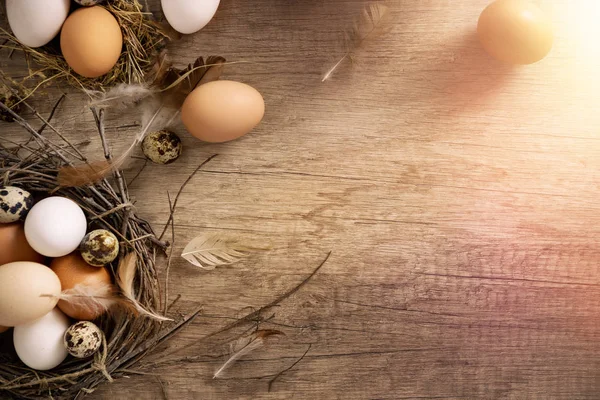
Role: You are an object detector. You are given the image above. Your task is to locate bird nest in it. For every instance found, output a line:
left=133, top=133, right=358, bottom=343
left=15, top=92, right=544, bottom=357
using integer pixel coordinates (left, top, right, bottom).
left=0, top=0, right=176, bottom=95
left=0, top=93, right=203, bottom=399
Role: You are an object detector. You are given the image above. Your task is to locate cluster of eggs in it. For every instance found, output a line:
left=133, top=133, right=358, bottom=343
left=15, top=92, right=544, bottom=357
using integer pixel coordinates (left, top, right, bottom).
left=0, top=186, right=118, bottom=370
left=5, top=0, right=220, bottom=78
left=7, top=0, right=121, bottom=78
left=7, top=0, right=265, bottom=145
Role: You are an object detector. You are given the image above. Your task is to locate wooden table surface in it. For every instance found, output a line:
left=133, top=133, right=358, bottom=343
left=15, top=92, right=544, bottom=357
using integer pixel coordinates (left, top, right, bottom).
left=4, top=0, right=600, bottom=398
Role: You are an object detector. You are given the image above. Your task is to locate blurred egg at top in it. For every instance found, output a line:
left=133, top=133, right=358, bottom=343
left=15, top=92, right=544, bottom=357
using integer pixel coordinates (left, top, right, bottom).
left=477, top=0, right=554, bottom=65
left=161, top=0, right=220, bottom=34
left=6, top=0, right=70, bottom=48
left=60, top=6, right=123, bottom=78
left=181, top=80, right=265, bottom=143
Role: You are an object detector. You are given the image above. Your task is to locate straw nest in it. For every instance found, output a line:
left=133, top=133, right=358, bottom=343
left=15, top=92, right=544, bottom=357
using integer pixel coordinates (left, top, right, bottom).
left=0, top=2, right=187, bottom=398
left=0, top=94, right=196, bottom=399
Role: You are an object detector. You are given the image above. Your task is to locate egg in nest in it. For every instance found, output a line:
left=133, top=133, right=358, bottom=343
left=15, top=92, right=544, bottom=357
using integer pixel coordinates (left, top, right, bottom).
left=60, top=6, right=123, bottom=78
left=79, top=229, right=119, bottom=267
left=64, top=321, right=103, bottom=358
left=50, top=253, right=112, bottom=320
left=0, top=186, right=34, bottom=223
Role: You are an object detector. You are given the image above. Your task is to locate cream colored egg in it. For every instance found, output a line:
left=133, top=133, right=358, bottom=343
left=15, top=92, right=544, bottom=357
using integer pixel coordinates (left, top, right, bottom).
left=181, top=80, right=265, bottom=143
left=0, top=262, right=61, bottom=327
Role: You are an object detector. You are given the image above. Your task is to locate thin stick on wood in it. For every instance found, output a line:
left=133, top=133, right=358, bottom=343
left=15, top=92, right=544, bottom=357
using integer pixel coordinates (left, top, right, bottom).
left=164, top=192, right=176, bottom=315
left=38, top=93, right=66, bottom=135
left=6, top=89, right=87, bottom=161
left=268, top=344, right=312, bottom=391
left=158, top=154, right=218, bottom=240
left=91, top=107, right=132, bottom=244
left=209, top=252, right=332, bottom=336
left=0, top=100, right=72, bottom=164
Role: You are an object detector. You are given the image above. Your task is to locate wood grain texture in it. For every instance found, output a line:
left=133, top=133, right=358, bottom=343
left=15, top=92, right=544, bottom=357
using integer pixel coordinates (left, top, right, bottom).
left=3, top=0, right=600, bottom=398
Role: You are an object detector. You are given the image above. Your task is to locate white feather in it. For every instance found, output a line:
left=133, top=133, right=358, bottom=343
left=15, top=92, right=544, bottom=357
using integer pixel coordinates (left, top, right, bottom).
left=53, top=283, right=119, bottom=315
left=322, top=2, right=390, bottom=82
left=213, top=336, right=265, bottom=379
left=181, top=233, right=251, bottom=270
left=87, top=83, right=155, bottom=109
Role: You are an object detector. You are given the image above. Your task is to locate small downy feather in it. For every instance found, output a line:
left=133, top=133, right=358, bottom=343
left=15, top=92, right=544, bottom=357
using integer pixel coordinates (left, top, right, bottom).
left=87, top=83, right=156, bottom=110
left=322, top=2, right=390, bottom=82
left=214, top=330, right=284, bottom=379
left=45, top=283, right=122, bottom=316
left=181, top=233, right=253, bottom=270
left=116, top=252, right=172, bottom=322
left=57, top=105, right=164, bottom=187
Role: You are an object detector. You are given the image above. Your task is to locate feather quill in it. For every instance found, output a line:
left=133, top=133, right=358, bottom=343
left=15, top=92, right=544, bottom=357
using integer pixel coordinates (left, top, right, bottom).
left=214, top=330, right=284, bottom=379
left=181, top=233, right=253, bottom=270
left=116, top=252, right=172, bottom=321
left=43, top=283, right=122, bottom=316
left=322, top=2, right=390, bottom=82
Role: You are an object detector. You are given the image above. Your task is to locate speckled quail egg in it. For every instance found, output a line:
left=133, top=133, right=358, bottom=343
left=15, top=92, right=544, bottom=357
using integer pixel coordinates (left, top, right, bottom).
left=141, top=130, right=183, bottom=164
left=63, top=321, right=103, bottom=358
left=74, top=0, right=106, bottom=6
left=79, top=229, right=119, bottom=267
left=0, top=186, right=34, bottom=223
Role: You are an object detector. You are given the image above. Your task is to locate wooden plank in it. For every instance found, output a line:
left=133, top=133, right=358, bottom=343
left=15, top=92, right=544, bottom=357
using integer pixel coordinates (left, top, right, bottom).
left=3, top=0, right=600, bottom=398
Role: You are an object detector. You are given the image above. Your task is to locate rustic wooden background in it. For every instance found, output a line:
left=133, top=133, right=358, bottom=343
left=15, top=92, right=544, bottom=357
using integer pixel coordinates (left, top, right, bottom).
left=3, top=0, right=600, bottom=398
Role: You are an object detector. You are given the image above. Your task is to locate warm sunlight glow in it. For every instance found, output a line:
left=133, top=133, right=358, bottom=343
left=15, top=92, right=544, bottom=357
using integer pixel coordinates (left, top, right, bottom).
left=562, top=1, right=600, bottom=60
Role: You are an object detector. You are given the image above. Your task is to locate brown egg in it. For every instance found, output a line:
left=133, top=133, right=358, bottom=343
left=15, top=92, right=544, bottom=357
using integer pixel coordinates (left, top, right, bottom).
left=0, top=223, right=44, bottom=265
left=60, top=7, right=123, bottom=78
left=477, top=0, right=553, bottom=65
left=181, top=80, right=265, bottom=143
left=50, top=253, right=112, bottom=320
left=0, top=326, right=8, bottom=333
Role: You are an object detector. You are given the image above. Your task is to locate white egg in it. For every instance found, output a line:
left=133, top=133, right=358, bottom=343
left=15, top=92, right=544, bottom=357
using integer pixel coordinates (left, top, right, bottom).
left=13, top=308, right=70, bottom=370
left=24, top=197, right=87, bottom=257
left=6, top=0, right=70, bottom=48
left=161, top=0, right=220, bottom=34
